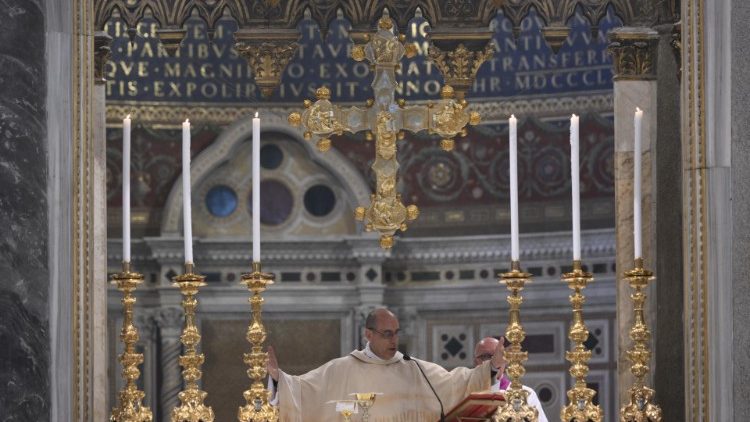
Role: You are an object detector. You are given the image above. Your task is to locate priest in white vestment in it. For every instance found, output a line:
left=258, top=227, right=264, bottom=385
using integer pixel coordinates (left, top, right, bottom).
left=268, top=308, right=506, bottom=422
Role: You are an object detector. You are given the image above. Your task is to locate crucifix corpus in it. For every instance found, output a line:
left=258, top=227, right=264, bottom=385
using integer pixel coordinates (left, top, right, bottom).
left=289, top=16, right=481, bottom=249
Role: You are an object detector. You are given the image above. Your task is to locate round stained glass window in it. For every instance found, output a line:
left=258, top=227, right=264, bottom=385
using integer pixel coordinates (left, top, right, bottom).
left=248, top=180, right=294, bottom=225
left=205, top=185, right=238, bottom=217
left=304, top=185, right=336, bottom=217
left=260, top=144, right=283, bottom=169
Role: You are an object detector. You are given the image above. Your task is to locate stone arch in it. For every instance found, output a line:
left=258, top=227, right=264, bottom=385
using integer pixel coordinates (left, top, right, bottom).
left=161, top=110, right=370, bottom=235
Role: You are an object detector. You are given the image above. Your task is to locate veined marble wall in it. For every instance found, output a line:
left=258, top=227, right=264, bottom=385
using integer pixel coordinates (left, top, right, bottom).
left=0, top=0, right=49, bottom=420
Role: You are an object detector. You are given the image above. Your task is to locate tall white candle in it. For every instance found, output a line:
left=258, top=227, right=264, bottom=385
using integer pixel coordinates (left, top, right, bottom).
left=122, top=115, right=131, bottom=263
left=634, top=107, right=643, bottom=259
left=252, top=112, right=261, bottom=263
left=570, top=114, right=581, bottom=261
left=509, top=115, right=520, bottom=261
left=182, top=119, right=193, bottom=264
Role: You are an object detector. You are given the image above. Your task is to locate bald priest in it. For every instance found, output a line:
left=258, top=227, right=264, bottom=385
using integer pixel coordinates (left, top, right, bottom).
left=267, top=308, right=506, bottom=422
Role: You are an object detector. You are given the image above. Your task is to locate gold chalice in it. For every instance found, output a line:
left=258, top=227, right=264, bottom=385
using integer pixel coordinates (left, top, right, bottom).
left=353, top=393, right=378, bottom=422
left=328, top=400, right=358, bottom=422
left=340, top=409, right=354, bottom=422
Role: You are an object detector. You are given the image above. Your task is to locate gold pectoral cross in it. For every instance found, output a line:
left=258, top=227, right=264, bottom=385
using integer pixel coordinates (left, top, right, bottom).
left=289, top=16, right=481, bottom=249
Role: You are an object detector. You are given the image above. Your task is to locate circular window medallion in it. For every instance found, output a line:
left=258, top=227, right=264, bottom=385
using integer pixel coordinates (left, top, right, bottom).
left=303, top=184, right=336, bottom=217
left=248, top=179, right=294, bottom=226
left=260, top=144, right=284, bottom=169
left=205, top=185, right=238, bottom=217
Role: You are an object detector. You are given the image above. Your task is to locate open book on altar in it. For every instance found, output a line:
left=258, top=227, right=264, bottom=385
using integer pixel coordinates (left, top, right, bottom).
left=442, top=391, right=505, bottom=422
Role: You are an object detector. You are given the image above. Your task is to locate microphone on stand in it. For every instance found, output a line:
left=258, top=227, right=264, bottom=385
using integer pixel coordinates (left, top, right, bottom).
left=403, top=353, right=445, bottom=422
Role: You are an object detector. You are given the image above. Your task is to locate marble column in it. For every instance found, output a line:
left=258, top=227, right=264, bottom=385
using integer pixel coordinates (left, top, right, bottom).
left=607, top=27, right=659, bottom=409
left=0, top=1, right=49, bottom=420
left=154, top=307, right=185, bottom=421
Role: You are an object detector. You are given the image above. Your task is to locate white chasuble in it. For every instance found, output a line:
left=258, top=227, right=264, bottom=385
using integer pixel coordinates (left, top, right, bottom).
left=277, top=349, right=492, bottom=422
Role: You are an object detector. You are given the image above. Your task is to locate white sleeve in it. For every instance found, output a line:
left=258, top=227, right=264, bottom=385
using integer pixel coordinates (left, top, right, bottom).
left=267, top=375, right=279, bottom=406
left=523, top=386, right=548, bottom=422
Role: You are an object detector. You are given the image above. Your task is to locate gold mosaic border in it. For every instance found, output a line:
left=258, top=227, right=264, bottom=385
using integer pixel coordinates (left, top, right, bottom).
left=105, top=92, right=614, bottom=127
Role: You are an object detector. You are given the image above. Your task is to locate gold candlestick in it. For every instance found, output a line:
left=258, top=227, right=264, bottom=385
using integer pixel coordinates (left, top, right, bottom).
left=561, top=260, right=603, bottom=422
left=171, top=263, right=215, bottom=422
left=110, top=261, right=153, bottom=422
left=619, top=258, right=662, bottom=421
left=494, top=261, right=538, bottom=422
left=238, top=262, right=279, bottom=422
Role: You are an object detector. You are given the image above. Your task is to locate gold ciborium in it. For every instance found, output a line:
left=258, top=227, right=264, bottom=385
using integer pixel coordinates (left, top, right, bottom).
left=352, top=393, right=378, bottom=422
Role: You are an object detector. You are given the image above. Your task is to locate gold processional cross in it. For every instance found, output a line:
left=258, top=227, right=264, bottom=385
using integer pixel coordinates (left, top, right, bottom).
left=289, top=16, right=481, bottom=249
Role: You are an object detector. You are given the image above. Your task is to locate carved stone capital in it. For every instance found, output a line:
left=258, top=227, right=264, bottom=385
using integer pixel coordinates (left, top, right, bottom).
left=428, top=32, right=494, bottom=99
left=234, top=28, right=299, bottom=98
left=153, top=306, right=184, bottom=334
left=608, top=27, right=660, bottom=81
left=94, top=31, right=112, bottom=85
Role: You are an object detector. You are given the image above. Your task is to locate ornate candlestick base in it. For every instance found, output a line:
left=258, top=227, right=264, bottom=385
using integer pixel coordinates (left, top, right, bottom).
left=110, top=262, right=153, bottom=422
left=619, top=258, right=662, bottom=422
left=494, top=261, right=538, bottom=422
left=171, top=263, right=215, bottom=422
left=238, top=262, right=279, bottom=422
left=561, top=261, right=603, bottom=422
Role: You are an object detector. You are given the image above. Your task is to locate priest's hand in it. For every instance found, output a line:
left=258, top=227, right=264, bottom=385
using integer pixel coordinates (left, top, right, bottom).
left=267, top=346, right=280, bottom=381
left=490, top=336, right=506, bottom=374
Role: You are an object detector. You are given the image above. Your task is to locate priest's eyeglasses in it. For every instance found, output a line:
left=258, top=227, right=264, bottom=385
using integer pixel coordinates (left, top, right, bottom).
left=369, top=328, right=401, bottom=339
left=475, top=353, right=494, bottom=362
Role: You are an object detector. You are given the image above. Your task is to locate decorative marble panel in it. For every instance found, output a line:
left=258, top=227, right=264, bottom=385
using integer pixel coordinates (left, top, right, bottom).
left=580, top=318, right=610, bottom=364
left=431, top=324, right=475, bottom=368
left=523, top=370, right=566, bottom=422
left=480, top=320, right=566, bottom=364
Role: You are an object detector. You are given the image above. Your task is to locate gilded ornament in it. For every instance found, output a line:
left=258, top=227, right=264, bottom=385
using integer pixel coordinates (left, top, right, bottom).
left=238, top=262, right=279, bottom=422
left=406, top=205, right=419, bottom=221
left=235, top=38, right=298, bottom=97
left=469, top=111, right=481, bottom=126
left=378, top=16, right=393, bottom=30
left=315, top=86, right=331, bottom=100
left=171, top=264, right=215, bottom=422
left=619, top=258, right=662, bottom=421
left=379, top=235, right=394, bottom=249
left=428, top=42, right=495, bottom=98
left=404, top=42, right=418, bottom=58
left=440, top=139, right=455, bottom=151
left=493, top=261, right=538, bottom=422
left=110, top=262, right=153, bottom=422
left=288, top=112, right=301, bottom=127
left=317, top=138, right=332, bottom=152
left=288, top=16, right=479, bottom=248
left=561, top=261, right=603, bottom=422
left=351, top=44, right=367, bottom=62
left=355, top=207, right=366, bottom=221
